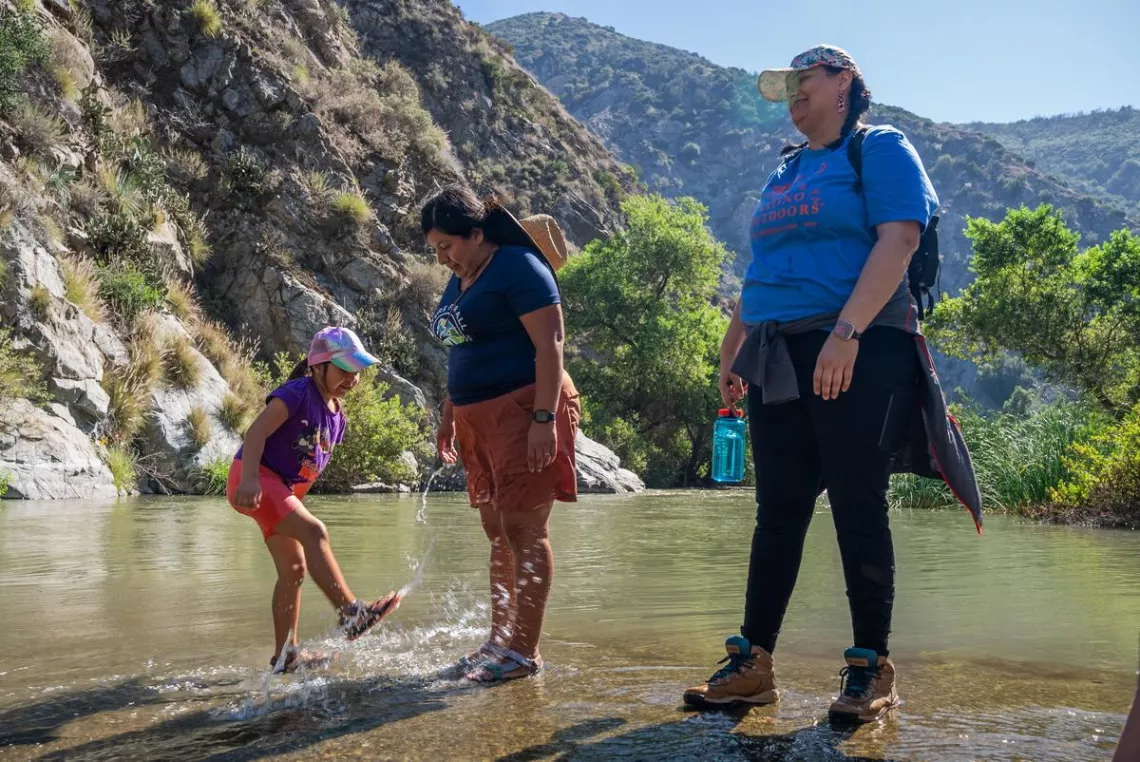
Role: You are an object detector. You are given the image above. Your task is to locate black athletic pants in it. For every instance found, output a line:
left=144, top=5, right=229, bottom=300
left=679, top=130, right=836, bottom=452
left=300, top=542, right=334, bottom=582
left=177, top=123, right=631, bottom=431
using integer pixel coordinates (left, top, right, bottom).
left=741, top=326, right=920, bottom=657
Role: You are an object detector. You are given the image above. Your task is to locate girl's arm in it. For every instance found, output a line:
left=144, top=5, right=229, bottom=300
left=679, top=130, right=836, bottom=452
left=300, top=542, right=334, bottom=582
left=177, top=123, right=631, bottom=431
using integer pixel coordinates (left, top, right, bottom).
left=239, top=398, right=290, bottom=487
left=519, top=303, right=565, bottom=472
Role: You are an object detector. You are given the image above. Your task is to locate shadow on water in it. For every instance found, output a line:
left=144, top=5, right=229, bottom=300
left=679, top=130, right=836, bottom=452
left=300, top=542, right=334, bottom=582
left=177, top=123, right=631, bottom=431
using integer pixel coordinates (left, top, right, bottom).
left=0, top=677, right=173, bottom=747
left=497, top=708, right=906, bottom=762
left=25, top=674, right=450, bottom=762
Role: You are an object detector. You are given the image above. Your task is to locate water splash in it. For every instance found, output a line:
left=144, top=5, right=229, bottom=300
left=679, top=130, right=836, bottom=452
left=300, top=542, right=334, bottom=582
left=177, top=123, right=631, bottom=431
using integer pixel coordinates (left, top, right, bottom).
left=416, top=467, right=445, bottom=524
left=397, top=535, right=436, bottom=598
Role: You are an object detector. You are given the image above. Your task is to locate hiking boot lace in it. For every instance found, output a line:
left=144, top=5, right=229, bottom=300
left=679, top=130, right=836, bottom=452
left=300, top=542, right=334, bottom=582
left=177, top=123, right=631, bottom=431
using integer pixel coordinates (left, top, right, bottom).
left=838, top=665, right=877, bottom=699
left=710, top=652, right=752, bottom=682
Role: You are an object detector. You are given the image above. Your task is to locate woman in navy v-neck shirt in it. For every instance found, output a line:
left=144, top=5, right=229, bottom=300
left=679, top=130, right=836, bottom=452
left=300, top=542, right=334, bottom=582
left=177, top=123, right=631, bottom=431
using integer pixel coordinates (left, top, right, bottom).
left=422, top=184, right=582, bottom=684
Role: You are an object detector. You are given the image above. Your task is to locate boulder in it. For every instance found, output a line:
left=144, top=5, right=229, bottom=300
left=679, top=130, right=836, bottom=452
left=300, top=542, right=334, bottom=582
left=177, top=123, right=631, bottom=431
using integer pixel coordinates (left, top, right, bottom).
left=0, top=400, right=117, bottom=500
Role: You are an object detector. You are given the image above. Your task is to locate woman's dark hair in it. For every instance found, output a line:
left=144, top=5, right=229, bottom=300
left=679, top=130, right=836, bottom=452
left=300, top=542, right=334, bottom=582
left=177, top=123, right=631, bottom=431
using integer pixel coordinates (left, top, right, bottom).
left=779, top=67, right=873, bottom=157
left=419, top=183, right=534, bottom=250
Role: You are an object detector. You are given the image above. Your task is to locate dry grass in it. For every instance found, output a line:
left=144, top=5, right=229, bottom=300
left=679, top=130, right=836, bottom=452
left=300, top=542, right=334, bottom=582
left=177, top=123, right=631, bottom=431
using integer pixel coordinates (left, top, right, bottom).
left=219, top=392, right=250, bottom=433
left=163, top=147, right=209, bottom=183
left=28, top=284, right=50, bottom=317
left=60, top=255, right=107, bottom=322
left=10, top=102, right=66, bottom=156
left=403, top=261, right=451, bottom=315
left=191, top=318, right=263, bottom=412
left=165, top=280, right=197, bottom=321
left=188, top=0, right=222, bottom=38
left=186, top=406, right=212, bottom=449
left=162, top=334, right=201, bottom=389
left=103, top=319, right=163, bottom=444
left=107, top=94, right=149, bottom=139
left=331, top=190, right=372, bottom=225
left=48, top=28, right=89, bottom=102
left=68, top=176, right=108, bottom=218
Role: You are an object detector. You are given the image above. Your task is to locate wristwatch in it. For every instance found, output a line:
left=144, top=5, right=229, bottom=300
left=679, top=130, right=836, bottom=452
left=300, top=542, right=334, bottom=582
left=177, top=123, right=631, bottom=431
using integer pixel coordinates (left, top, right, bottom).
left=833, top=319, right=862, bottom=341
left=532, top=410, right=556, bottom=423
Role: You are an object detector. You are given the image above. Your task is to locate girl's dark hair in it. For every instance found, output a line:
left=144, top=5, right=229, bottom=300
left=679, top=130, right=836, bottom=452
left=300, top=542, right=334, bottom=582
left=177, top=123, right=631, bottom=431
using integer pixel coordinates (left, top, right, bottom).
left=779, top=67, right=873, bottom=157
left=419, top=183, right=534, bottom=250
left=285, top=360, right=331, bottom=382
left=287, top=359, right=309, bottom=382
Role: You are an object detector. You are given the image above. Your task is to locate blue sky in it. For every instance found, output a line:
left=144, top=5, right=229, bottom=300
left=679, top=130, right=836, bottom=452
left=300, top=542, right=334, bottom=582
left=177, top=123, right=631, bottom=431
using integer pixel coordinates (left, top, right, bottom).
left=458, top=0, right=1140, bottom=124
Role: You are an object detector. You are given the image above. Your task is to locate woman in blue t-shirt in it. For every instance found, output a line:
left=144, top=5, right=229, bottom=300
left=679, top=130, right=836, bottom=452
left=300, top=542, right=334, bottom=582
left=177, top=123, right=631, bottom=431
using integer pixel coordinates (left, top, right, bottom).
left=421, top=184, right=582, bottom=683
left=684, top=45, right=946, bottom=722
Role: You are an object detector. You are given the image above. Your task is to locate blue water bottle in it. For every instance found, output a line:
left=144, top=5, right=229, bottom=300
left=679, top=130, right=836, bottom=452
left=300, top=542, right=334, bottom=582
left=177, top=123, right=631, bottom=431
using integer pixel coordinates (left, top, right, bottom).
left=712, top=407, right=746, bottom=483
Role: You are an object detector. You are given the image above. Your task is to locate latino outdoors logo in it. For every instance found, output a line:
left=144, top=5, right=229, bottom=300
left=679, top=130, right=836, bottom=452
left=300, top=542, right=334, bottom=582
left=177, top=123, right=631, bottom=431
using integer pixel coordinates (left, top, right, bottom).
left=432, top=304, right=470, bottom=347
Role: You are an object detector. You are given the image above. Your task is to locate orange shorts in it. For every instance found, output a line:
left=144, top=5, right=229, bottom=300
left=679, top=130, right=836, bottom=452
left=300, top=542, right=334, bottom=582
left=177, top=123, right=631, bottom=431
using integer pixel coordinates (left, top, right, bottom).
left=453, top=373, right=581, bottom=513
left=227, top=459, right=313, bottom=540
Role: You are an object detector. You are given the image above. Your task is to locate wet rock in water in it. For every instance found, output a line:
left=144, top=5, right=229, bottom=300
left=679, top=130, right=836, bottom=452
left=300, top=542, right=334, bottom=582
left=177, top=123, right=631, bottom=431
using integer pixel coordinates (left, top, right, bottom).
left=0, top=399, right=117, bottom=500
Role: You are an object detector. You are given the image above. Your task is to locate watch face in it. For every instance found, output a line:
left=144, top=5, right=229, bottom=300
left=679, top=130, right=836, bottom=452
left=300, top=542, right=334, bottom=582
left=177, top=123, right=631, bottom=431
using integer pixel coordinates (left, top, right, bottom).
left=835, top=321, right=854, bottom=339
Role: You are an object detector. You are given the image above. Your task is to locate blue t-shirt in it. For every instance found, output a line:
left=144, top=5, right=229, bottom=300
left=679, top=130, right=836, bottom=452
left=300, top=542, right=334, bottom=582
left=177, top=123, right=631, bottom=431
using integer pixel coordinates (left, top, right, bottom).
left=741, top=125, right=939, bottom=325
left=431, top=245, right=560, bottom=406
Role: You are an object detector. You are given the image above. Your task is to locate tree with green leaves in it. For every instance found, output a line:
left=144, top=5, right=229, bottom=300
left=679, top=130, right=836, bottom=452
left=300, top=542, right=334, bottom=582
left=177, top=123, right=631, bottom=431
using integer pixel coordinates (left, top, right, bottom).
left=928, top=204, right=1140, bottom=413
left=559, top=194, right=730, bottom=487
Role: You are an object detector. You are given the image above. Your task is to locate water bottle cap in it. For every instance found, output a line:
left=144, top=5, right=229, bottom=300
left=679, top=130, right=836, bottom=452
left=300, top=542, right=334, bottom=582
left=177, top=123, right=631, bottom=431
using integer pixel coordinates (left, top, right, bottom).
left=718, top=408, right=730, bottom=416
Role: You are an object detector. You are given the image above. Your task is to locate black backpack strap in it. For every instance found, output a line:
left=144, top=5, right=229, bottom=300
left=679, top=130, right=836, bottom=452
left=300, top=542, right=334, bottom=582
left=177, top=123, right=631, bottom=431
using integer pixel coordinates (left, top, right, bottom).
left=846, top=126, right=870, bottom=193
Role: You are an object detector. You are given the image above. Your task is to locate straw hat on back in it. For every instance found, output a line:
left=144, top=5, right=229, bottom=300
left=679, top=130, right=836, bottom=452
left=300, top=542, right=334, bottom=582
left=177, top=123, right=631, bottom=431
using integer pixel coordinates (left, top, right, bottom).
left=492, top=204, right=570, bottom=273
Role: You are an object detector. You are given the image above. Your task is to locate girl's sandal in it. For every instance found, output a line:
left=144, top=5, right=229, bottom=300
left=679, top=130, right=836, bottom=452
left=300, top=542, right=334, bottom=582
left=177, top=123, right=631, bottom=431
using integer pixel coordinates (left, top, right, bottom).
left=269, top=648, right=333, bottom=674
left=464, top=648, right=543, bottom=683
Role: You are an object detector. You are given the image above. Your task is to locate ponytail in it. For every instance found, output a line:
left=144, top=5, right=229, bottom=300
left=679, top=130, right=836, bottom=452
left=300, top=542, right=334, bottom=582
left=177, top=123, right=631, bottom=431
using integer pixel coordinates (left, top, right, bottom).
left=287, top=359, right=309, bottom=381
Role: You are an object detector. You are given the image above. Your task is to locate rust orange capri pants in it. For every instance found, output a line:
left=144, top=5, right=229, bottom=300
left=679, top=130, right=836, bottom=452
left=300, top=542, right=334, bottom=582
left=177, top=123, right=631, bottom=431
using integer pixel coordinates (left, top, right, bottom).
left=453, top=373, right=582, bottom=513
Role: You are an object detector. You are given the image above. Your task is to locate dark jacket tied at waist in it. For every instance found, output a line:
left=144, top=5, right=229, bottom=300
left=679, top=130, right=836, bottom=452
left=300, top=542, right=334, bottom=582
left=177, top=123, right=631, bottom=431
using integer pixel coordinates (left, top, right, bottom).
left=730, top=311, right=983, bottom=533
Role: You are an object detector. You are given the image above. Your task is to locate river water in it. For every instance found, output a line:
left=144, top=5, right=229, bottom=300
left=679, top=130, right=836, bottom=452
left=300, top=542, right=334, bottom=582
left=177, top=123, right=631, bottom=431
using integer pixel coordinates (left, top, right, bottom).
left=0, top=490, right=1137, bottom=761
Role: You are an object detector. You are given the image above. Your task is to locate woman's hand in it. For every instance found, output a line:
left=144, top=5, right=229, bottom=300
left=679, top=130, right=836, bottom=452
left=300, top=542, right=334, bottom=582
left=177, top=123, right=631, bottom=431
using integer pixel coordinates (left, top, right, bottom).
left=233, top=477, right=262, bottom=509
left=527, top=421, right=557, bottom=473
left=436, top=419, right=458, bottom=464
left=813, top=333, right=859, bottom=400
left=719, top=363, right=748, bottom=408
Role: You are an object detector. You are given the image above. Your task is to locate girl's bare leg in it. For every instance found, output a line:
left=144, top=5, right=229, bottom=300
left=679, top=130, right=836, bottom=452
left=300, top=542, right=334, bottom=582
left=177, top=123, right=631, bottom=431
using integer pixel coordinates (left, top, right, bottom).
left=274, top=503, right=356, bottom=609
left=265, top=535, right=306, bottom=657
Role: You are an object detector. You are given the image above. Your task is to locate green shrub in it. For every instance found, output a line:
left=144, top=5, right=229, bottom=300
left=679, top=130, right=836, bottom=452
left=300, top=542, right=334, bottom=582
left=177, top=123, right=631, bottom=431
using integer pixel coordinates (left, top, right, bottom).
left=888, top=398, right=1108, bottom=513
left=314, top=371, right=424, bottom=492
left=187, top=0, right=222, bottom=37
left=105, top=445, right=137, bottom=495
left=194, top=456, right=230, bottom=496
left=186, top=406, right=212, bottom=449
left=0, top=7, right=48, bottom=112
left=0, top=326, right=44, bottom=402
left=96, top=262, right=165, bottom=323
left=1046, top=401, right=1140, bottom=527
left=163, top=335, right=201, bottom=389
left=222, top=147, right=266, bottom=199
left=0, top=469, right=9, bottom=497
left=88, top=208, right=150, bottom=263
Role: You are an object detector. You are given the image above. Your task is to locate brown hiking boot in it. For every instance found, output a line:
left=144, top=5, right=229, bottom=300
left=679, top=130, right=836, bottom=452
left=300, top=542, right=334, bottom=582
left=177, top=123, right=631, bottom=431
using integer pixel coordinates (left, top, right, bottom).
left=828, top=647, right=900, bottom=723
left=683, top=636, right=778, bottom=708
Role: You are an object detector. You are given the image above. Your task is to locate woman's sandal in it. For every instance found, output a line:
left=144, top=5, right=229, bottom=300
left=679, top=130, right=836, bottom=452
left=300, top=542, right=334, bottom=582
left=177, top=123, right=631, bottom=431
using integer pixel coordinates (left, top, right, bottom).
left=463, top=648, right=543, bottom=683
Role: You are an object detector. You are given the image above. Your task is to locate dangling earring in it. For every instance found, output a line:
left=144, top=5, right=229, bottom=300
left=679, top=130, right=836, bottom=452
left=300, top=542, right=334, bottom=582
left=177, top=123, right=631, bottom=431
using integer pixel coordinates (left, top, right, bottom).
left=837, top=92, right=847, bottom=112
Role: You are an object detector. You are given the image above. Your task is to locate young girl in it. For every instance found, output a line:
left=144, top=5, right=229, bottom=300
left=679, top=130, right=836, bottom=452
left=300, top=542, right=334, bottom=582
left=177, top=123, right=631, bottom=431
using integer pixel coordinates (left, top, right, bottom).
left=228, top=326, right=401, bottom=673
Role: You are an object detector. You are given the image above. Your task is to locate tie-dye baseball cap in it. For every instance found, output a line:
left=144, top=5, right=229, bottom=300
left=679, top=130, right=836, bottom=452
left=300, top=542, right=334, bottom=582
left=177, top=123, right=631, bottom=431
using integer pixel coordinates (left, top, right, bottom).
left=757, top=44, right=862, bottom=103
left=307, top=326, right=379, bottom=373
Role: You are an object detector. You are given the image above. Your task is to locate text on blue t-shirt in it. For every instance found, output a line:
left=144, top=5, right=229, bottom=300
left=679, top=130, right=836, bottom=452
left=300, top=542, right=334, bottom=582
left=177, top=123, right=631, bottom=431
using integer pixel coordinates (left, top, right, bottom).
left=741, top=124, right=939, bottom=325
left=431, top=245, right=561, bottom=406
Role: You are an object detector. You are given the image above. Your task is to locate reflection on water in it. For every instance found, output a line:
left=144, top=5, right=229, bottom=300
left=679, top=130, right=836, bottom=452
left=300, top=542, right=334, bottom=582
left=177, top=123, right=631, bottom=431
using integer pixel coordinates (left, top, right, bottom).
left=0, top=491, right=1136, bottom=760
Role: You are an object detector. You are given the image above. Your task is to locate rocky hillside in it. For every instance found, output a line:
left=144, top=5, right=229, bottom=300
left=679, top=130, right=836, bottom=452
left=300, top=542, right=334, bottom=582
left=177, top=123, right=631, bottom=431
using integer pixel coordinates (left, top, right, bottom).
left=488, top=12, right=1136, bottom=299
left=965, top=107, right=1140, bottom=219
left=0, top=0, right=642, bottom=499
